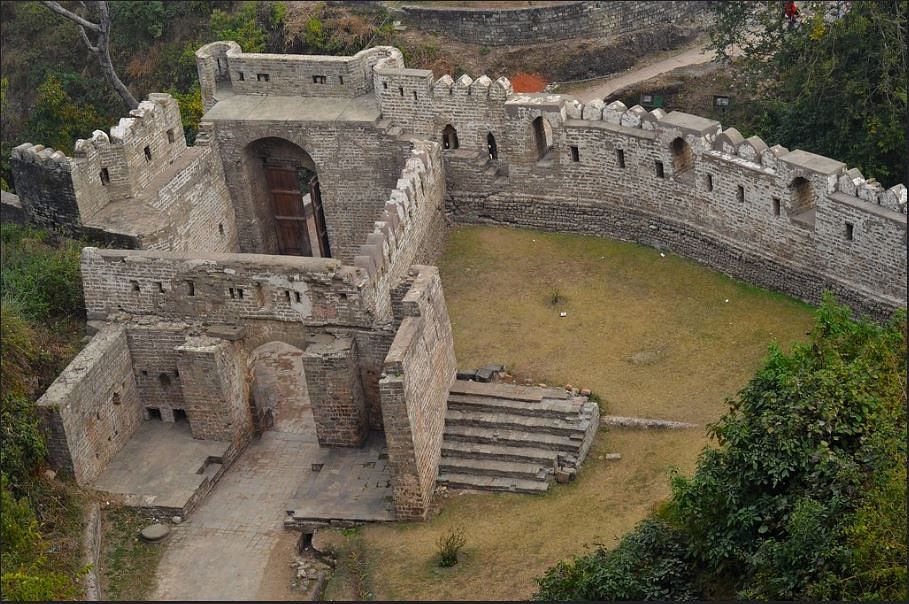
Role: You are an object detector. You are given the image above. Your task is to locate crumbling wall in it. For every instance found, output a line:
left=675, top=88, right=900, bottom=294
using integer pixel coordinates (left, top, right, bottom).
left=379, top=266, right=456, bottom=519
left=354, top=140, right=447, bottom=320
left=36, top=326, right=142, bottom=485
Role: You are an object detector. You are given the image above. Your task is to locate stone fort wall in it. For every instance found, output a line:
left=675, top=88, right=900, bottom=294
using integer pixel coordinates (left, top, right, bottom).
left=398, top=1, right=702, bottom=47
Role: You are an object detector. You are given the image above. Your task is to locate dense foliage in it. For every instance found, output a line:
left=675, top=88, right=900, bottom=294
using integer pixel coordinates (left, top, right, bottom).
left=707, top=0, right=908, bottom=187
left=535, top=295, right=907, bottom=601
left=1, top=225, right=87, bottom=600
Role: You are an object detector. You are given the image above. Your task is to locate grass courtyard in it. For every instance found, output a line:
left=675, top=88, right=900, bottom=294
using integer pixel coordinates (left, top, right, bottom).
left=325, top=225, right=816, bottom=600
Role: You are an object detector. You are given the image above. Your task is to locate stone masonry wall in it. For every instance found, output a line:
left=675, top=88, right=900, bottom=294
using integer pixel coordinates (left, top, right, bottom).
left=379, top=266, right=456, bottom=519
left=399, top=1, right=701, bottom=47
left=176, top=336, right=252, bottom=444
left=125, top=323, right=190, bottom=420
left=36, top=326, right=142, bottom=485
left=303, top=336, right=369, bottom=447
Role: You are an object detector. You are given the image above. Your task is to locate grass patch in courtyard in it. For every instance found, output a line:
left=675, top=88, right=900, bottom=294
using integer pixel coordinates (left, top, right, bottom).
left=98, top=506, right=167, bottom=600
left=323, top=226, right=815, bottom=599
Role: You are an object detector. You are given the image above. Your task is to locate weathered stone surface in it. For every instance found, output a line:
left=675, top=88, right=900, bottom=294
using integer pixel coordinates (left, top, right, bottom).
left=140, top=523, right=170, bottom=542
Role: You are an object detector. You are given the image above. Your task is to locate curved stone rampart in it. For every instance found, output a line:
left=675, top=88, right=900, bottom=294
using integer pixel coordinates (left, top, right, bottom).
left=399, top=1, right=702, bottom=47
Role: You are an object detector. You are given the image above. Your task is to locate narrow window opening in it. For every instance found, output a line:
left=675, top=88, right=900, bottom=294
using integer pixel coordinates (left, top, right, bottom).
left=257, top=73, right=270, bottom=82
left=294, top=291, right=302, bottom=303
left=312, top=75, right=326, bottom=84
left=218, top=223, right=224, bottom=237
left=339, top=293, right=348, bottom=301
left=616, top=149, right=625, bottom=168
left=442, top=124, right=459, bottom=150
left=141, top=370, right=148, bottom=376
left=144, top=146, right=152, bottom=162
left=413, top=90, right=418, bottom=100
left=130, top=280, right=140, bottom=292
left=487, top=132, right=498, bottom=160
left=146, top=407, right=162, bottom=421
left=238, top=71, right=245, bottom=81
left=112, top=392, right=121, bottom=406
left=158, top=373, right=172, bottom=388
left=285, top=290, right=292, bottom=302
left=173, top=408, right=188, bottom=423
left=167, top=129, right=175, bottom=144
left=670, top=137, right=693, bottom=174
left=706, top=174, right=713, bottom=191
left=772, top=197, right=781, bottom=216
left=174, top=368, right=180, bottom=377
left=655, top=161, right=665, bottom=178
left=238, top=288, right=244, bottom=299
left=845, top=222, right=854, bottom=240
left=570, top=145, right=580, bottom=162
left=155, top=281, right=164, bottom=293
left=382, top=81, right=387, bottom=90
left=186, top=281, right=195, bottom=296
left=737, top=185, right=745, bottom=203
left=339, top=75, right=344, bottom=85
left=100, top=167, right=110, bottom=185
left=398, top=86, right=404, bottom=97
left=229, top=287, right=236, bottom=299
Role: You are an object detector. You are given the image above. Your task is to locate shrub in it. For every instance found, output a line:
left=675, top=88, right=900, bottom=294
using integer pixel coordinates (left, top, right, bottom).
left=437, top=526, right=467, bottom=568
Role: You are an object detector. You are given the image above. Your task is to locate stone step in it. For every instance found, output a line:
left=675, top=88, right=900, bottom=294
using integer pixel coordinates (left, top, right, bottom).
left=437, top=472, right=549, bottom=494
left=450, top=379, right=570, bottom=402
left=443, top=424, right=582, bottom=453
left=438, top=456, right=551, bottom=480
left=447, top=393, right=580, bottom=419
left=441, top=440, right=559, bottom=465
left=446, top=408, right=589, bottom=437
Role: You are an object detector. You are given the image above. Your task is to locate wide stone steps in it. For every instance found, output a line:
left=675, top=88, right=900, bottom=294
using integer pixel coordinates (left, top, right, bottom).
left=438, top=379, right=599, bottom=495
left=438, top=456, right=551, bottom=481
left=446, top=408, right=589, bottom=437
left=442, top=424, right=583, bottom=454
left=441, top=440, right=559, bottom=465
left=447, top=393, right=579, bottom=418
left=436, top=472, right=550, bottom=494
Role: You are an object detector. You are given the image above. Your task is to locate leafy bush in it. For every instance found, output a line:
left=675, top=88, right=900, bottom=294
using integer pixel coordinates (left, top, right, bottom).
left=0, top=224, right=84, bottom=321
left=535, top=294, right=907, bottom=600
left=437, top=526, right=467, bottom=567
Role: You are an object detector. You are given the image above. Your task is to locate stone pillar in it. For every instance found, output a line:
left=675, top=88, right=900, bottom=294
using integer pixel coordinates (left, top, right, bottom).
left=302, top=335, right=368, bottom=447
left=175, top=335, right=251, bottom=444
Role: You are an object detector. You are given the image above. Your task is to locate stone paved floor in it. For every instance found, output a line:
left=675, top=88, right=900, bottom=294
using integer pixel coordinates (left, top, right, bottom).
left=91, top=420, right=230, bottom=511
left=152, top=430, right=392, bottom=600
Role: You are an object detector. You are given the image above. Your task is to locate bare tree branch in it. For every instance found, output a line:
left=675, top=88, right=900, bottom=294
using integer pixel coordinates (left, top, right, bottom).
left=40, top=1, right=101, bottom=33
left=39, top=0, right=138, bottom=110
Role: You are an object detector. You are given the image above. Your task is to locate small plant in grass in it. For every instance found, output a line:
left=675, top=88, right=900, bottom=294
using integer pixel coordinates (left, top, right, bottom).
left=436, top=526, right=467, bottom=568
left=549, top=288, right=563, bottom=306
left=479, top=46, right=491, bottom=55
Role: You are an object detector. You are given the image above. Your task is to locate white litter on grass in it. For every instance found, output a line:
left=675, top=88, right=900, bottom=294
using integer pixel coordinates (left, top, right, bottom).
left=724, top=299, right=729, bottom=303
left=659, top=252, right=666, bottom=257
left=559, top=311, right=568, bottom=317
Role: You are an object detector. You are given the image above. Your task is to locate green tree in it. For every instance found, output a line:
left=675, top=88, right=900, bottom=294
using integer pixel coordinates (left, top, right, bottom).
left=708, top=1, right=908, bottom=187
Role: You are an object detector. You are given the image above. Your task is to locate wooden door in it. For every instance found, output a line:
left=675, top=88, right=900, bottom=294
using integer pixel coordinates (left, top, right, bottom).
left=309, top=176, right=332, bottom=258
left=265, top=167, right=312, bottom=256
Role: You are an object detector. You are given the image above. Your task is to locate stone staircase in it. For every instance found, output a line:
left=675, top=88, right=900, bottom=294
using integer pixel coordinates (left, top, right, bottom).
left=438, top=380, right=599, bottom=494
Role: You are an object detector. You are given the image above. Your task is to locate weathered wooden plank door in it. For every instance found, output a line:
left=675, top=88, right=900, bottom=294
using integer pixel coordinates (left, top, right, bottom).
left=265, top=166, right=312, bottom=256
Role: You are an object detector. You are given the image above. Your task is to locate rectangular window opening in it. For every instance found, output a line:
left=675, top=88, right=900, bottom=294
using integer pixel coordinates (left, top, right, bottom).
left=737, top=185, right=745, bottom=203
left=312, top=75, right=327, bottom=84
left=144, top=146, right=152, bottom=162
left=155, top=281, right=164, bottom=293
left=339, top=75, right=344, bottom=85
left=413, top=90, right=418, bottom=100
left=130, top=280, right=140, bottom=292
left=100, top=167, right=110, bottom=185
left=229, top=287, right=236, bottom=299
left=399, top=86, right=404, bottom=97
left=237, top=288, right=244, bottom=299
left=570, top=145, right=580, bottom=162
left=616, top=149, right=625, bottom=169
left=166, top=129, right=175, bottom=144
left=146, top=407, right=162, bottom=421
left=294, top=291, right=302, bottom=303
left=706, top=174, right=713, bottom=192
left=238, top=71, right=245, bottom=81
left=655, top=160, right=665, bottom=178
left=257, top=73, right=270, bottom=82
left=382, top=81, right=388, bottom=90
left=772, top=197, right=781, bottom=216
left=186, top=281, right=195, bottom=296
left=845, top=222, right=854, bottom=241
left=285, top=290, right=292, bottom=302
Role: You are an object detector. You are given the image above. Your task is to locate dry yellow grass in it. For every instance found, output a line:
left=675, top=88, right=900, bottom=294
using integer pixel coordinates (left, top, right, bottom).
left=324, top=225, right=815, bottom=600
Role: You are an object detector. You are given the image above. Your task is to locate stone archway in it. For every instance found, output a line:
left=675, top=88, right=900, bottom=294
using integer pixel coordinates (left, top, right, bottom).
left=248, top=341, right=316, bottom=435
left=531, top=116, right=553, bottom=160
left=243, top=137, right=331, bottom=258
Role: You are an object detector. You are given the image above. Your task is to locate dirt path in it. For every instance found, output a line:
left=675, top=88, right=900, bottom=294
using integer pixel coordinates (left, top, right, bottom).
left=572, top=43, right=718, bottom=103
